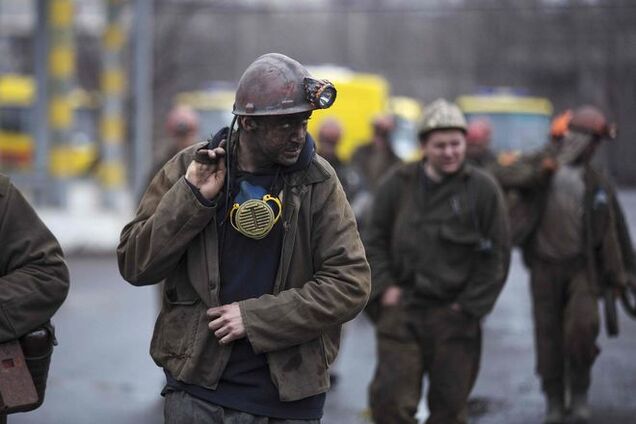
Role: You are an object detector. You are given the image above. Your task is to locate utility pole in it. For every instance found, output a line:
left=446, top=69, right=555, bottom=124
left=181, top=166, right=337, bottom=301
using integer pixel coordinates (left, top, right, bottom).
left=132, top=0, right=154, bottom=201
left=47, top=0, right=76, bottom=206
left=33, top=0, right=50, bottom=204
left=100, top=0, right=128, bottom=209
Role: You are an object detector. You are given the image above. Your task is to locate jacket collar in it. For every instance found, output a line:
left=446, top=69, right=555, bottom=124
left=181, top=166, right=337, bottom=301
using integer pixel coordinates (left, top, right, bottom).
left=283, top=135, right=330, bottom=187
left=409, top=159, right=473, bottom=182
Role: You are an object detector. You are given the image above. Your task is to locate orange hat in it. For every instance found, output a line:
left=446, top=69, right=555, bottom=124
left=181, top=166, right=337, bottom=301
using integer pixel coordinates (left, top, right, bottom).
left=550, top=110, right=572, bottom=139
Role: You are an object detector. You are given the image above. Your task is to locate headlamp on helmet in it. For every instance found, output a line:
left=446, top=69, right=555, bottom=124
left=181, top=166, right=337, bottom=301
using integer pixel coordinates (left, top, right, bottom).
left=233, top=53, right=338, bottom=116
left=304, top=78, right=337, bottom=110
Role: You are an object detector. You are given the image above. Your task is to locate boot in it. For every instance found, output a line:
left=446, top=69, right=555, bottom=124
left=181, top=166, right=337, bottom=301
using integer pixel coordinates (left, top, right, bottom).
left=544, top=393, right=565, bottom=424
left=569, top=391, right=590, bottom=423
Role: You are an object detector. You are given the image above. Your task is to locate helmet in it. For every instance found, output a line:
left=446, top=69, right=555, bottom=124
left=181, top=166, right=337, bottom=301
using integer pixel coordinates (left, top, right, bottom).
left=418, top=99, right=467, bottom=139
left=550, top=109, right=572, bottom=140
left=569, top=105, right=615, bottom=139
left=233, top=53, right=337, bottom=116
left=166, top=104, right=199, bottom=137
left=466, top=119, right=492, bottom=145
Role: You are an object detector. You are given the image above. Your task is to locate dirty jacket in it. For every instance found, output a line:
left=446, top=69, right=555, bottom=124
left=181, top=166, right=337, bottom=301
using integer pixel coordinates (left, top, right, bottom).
left=117, top=142, right=370, bottom=402
left=480, top=147, right=557, bottom=247
left=525, top=164, right=635, bottom=293
left=365, top=162, right=510, bottom=319
left=0, top=174, right=69, bottom=343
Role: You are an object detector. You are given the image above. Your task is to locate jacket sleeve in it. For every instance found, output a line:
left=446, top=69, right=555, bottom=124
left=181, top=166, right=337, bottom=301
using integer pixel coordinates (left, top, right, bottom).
left=456, top=175, right=511, bottom=318
left=239, top=175, right=371, bottom=354
left=0, top=181, right=70, bottom=342
left=363, top=170, right=403, bottom=303
left=493, top=150, right=554, bottom=190
left=117, top=160, right=216, bottom=285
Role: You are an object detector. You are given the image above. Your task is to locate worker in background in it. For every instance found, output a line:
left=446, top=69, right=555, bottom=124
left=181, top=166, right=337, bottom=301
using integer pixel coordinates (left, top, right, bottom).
left=365, top=99, right=510, bottom=424
left=350, top=114, right=401, bottom=192
left=465, top=118, right=497, bottom=169
left=316, top=118, right=366, bottom=219
left=507, top=106, right=634, bottom=424
left=146, top=104, right=201, bottom=190
left=464, top=117, right=559, bottom=248
left=350, top=114, right=401, bottom=231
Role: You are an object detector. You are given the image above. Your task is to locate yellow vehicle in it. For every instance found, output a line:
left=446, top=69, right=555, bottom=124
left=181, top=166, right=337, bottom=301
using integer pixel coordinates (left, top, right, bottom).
left=0, top=74, right=99, bottom=176
left=307, top=66, right=389, bottom=162
left=456, top=90, right=553, bottom=154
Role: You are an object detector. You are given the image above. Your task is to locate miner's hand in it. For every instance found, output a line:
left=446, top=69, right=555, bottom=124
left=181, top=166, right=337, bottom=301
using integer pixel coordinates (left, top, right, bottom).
left=186, top=141, right=226, bottom=200
left=207, top=303, right=246, bottom=345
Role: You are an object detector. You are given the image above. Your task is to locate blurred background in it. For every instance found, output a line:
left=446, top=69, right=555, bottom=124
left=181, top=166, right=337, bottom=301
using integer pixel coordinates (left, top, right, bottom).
left=1, top=0, right=636, bottom=423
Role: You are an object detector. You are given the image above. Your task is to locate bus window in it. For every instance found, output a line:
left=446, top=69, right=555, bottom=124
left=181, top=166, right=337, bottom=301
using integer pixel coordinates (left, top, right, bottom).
left=465, top=112, right=550, bottom=154
left=457, top=92, right=553, bottom=154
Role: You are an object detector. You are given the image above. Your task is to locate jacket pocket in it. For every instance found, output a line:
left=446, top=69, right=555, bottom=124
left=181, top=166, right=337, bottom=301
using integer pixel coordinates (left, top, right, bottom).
left=435, top=223, right=482, bottom=285
left=151, top=292, right=201, bottom=360
left=164, top=269, right=199, bottom=304
left=438, top=224, right=482, bottom=262
left=439, top=223, right=482, bottom=246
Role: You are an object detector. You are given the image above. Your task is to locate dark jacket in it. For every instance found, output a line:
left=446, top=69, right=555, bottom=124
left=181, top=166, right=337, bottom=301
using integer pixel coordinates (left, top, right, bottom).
left=350, top=143, right=401, bottom=192
left=525, top=164, right=635, bottom=293
left=0, top=174, right=69, bottom=343
left=480, top=147, right=556, bottom=247
left=491, top=145, right=635, bottom=292
left=117, top=142, right=371, bottom=401
left=365, top=162, right=511, bottom=320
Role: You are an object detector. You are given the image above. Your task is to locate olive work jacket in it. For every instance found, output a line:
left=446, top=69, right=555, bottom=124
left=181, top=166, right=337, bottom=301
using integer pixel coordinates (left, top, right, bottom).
left=365, top=162, right=511, bottom=321
left=0, top=174, right=69, bottom=343
left=117, top=143, right=371, bottom=402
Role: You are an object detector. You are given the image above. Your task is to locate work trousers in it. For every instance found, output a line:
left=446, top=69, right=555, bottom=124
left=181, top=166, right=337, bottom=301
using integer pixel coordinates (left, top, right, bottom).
left=369, top=305, right=481, bottom=424
left=164, top=390, right=320, bottom=424
left=530, top=257, right=600, bottom=397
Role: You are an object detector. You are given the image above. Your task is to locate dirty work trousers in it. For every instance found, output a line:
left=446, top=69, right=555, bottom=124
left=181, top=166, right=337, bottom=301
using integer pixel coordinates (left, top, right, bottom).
left=369, top=305, right=481, bottom=424
left=164, top=390, right=320, bottom=424
left=530, top=257, right=600, bottom=397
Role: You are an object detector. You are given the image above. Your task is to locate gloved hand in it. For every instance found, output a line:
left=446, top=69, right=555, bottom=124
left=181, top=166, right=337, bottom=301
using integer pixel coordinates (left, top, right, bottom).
left=195, top=127, right=229, bottom=164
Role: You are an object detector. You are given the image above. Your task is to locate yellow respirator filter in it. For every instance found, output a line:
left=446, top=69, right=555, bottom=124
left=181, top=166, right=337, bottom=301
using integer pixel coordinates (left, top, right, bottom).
left=229, top=194, right=282, bottom=240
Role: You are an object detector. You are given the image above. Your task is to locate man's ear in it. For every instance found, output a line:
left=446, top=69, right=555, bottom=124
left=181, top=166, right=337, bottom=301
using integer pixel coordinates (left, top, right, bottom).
left=240, top=116, right=258, bottom=132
